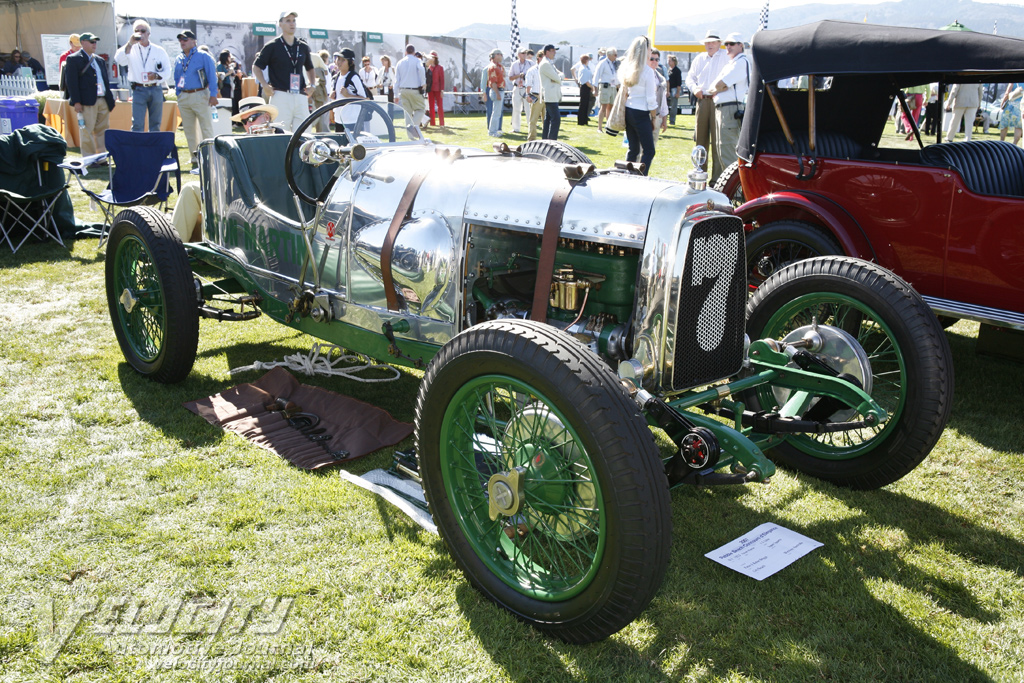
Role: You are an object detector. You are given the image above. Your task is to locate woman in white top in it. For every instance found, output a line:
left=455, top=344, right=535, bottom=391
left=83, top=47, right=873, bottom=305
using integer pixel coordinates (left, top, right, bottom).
left=379, top=55, right=396, bottom=103
left=619, top=35, right=659, bottom=175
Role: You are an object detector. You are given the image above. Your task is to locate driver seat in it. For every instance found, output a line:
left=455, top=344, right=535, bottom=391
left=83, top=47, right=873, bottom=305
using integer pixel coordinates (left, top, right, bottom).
left=213, top=134, right=342, bottom=223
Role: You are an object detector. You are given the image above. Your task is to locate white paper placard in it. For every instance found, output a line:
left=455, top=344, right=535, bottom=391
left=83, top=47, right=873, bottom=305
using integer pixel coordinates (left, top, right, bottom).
left=705, top=522, right=823, bottom=581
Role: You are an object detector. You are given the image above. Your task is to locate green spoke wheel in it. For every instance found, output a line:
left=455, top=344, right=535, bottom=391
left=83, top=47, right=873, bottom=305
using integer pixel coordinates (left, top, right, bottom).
left=416, top=320, right=671, bottom=643
left=105, top=208, right=199, bottom=383
left=745, top=256, right=953, bottom=489
left=113, top=235, right=164, bottom=362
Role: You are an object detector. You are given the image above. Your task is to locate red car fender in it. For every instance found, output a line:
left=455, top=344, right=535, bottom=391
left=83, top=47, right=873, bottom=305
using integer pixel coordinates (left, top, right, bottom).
left=735, top=191, right=876, bottom=262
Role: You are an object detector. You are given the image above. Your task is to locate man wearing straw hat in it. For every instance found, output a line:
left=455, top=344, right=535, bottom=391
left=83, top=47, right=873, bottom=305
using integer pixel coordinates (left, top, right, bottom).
left=685, top=30, right=729, bottom=182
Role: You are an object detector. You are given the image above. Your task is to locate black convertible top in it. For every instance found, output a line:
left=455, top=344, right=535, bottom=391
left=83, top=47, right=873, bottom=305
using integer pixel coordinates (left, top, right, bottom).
left=750, top=21, right=1024, bottom=81
left=738, top=21, right=1024, bottom=161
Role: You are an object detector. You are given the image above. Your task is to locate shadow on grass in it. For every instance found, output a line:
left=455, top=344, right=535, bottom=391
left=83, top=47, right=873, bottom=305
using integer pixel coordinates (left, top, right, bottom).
left=944, top=326, right=1024, bottom=454
left=423, top=474, right=1005, bottom=682
left=0, top=235, right=104, bottom=269
left=644, top=481, right=1002, bottom=682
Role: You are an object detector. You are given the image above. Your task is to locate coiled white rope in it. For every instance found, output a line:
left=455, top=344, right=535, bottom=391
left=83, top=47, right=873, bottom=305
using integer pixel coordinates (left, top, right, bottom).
left=230, top=342, right=402, bottom=382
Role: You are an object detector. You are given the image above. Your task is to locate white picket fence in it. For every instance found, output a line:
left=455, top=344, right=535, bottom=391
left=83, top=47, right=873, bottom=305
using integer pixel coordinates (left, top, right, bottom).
left=0, top=75, right=38, bottom=97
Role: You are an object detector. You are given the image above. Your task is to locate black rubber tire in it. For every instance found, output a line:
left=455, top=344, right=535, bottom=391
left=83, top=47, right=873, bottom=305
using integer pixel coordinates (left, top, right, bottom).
left=712, top=161, right=744, bottom=206
left=415, top=319, right=671, bottom=643
left=745, top=256, right=954, bottom=489
left=105, top=207, right=199, bottom=383
left=746, top=220, right=842, bottom=291
left=517, top=140, right=594, bottom=165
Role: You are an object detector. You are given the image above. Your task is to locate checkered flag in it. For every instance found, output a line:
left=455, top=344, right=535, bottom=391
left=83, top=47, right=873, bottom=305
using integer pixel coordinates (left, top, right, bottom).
left=510, top=0, right=521, bottom=57
left=758, top=1, right=770, bottom=32
left=994, top=20, right=998, bottom=34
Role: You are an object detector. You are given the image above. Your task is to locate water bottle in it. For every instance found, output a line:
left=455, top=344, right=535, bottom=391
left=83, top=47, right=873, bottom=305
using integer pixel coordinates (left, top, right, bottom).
left=211, top=106, right=219, bottom=122
left=77, top=112, right=85, bottom=129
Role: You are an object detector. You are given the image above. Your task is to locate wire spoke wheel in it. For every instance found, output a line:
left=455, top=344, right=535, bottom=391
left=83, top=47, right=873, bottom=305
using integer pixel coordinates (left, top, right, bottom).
left=745, top=220, right=842, bottom=291
left=755, top=293, right=905, bottom=457
left=416, top=320, right=671, bottom=643
left=113, top=235, right=165, bottom=362
left=441, top=375, right=604, bottom=601
left=745, top=256, right=953, bottom=489
left=105, top=207, right=199, bottom=383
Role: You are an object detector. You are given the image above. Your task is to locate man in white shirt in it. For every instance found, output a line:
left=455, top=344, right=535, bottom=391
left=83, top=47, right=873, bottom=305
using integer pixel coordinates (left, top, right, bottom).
left=114, top=19, right=171, bottom=132
left=359, top=56, right=378, bottom=95
left=524, top=50, right=543, bottom=141
left=685, top=30, right=730, bottom=182
left=539, top=45, right=562, bottom=140
left=395, top=44, right=426, bottom=139
left=593, top=48, right=619, bottom=133
left=575, top=54, right=594, bottom=126
left=508, top=47, right=532, bottom=134
left=710, top=33, right=750, bottom=179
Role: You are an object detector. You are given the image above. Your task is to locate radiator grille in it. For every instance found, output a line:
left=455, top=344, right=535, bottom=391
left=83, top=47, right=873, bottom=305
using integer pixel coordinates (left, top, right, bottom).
left=672, top=216, right=747, bottom=390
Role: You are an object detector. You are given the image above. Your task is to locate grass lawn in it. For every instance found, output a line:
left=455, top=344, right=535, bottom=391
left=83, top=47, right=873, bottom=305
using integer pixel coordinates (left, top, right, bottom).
left=0, top=111, right=1022, bottom=682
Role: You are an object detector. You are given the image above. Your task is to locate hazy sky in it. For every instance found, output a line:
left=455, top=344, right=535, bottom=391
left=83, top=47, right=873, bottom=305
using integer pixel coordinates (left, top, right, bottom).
left=114, top=0, right=925, bottom=36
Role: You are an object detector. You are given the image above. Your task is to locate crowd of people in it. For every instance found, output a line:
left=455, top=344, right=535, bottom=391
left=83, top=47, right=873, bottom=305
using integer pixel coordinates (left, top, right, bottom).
left=52, top=10, right=1024, bottom=185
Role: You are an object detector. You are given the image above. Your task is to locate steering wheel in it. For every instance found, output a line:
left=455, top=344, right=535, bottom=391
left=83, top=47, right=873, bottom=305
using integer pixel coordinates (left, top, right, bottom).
left=285, top=99, right=396, bottom=205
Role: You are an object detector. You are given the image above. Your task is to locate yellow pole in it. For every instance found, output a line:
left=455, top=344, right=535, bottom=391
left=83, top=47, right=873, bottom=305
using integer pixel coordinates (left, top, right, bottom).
left=649, top=0, right=658, bottom=43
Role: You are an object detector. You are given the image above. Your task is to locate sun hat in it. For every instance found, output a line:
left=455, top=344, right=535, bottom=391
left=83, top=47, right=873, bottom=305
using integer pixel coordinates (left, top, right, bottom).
left=230, top=96, right=278, bottom=123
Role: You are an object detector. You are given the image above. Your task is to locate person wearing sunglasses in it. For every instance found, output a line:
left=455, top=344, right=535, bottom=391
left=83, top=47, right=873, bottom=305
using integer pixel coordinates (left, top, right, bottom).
left=710, top=33, right=750, bottom=178
left=115, top=20, right=171, bottom=132
left=230, top=96, right=286, bottom=134
left=649, top=50, right=670, bottom=142
left=173, top=29, right=218, bottom=168
left=64, top=32, right=116, bottom=159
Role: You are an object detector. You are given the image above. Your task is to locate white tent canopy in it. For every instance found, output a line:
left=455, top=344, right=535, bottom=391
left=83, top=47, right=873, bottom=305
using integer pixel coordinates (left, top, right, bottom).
left=2, top=0, right=115, bottom=83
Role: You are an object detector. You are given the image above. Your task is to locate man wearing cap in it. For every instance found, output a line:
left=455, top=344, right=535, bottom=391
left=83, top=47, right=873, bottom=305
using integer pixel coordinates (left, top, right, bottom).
left=686, top=30, right=729, bottom=183
left=710, top=34, right=750, bottom=178
left=395, top=44, right=426, bottom=139
left=59, top=34, right=80, bottom=70
left=593, top=47, right=618, bottom=133
left=253, top=11, right=315, bottom=133
left=539, top=44, right=562, bottom=140
left=486, top=48, right=505, bottom=137
left=65, top=32, right=116, bottom=158
left=115, top=20, right=171, bottom=132
left=20, top=52, right=45, bottom=78
left=508, top=47, right=531, bottom=133
left=173, top=29, right=218, bottom=167
left=171, top=96, right=284, bottom=243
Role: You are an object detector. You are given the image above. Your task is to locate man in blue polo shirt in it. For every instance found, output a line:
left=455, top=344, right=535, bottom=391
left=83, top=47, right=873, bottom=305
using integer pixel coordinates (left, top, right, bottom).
left=173, top=29, right=217, bottom=167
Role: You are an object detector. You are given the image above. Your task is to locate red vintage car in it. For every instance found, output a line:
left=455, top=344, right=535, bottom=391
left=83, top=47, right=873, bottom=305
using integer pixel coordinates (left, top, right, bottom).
left=721, top=21, right=1024, bottom=332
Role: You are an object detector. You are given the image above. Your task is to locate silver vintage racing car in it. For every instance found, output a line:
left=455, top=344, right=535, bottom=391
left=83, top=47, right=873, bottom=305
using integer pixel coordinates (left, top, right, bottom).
left=104, top=100, right=953, bottom=643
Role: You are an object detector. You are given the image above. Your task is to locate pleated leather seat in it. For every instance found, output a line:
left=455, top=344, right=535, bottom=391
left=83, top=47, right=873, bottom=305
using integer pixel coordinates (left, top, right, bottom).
left=757, top=130, right=864, bottom=159
left=920, top=140, right=1024, bottom=197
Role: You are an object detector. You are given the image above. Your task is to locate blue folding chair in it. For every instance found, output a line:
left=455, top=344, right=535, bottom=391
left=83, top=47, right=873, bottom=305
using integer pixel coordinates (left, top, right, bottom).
left=61, top=129, right=180, bottom=248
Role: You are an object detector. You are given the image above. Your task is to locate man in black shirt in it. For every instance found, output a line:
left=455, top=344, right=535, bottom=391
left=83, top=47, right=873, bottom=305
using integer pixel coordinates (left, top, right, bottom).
left=667, top=54, right=683, bottom=126
left=252, top=10, right=315, bottom=132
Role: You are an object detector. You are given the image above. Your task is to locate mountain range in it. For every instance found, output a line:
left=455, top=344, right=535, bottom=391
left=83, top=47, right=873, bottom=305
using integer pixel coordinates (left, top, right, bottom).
left=450, top=0, right=1024, bottom=48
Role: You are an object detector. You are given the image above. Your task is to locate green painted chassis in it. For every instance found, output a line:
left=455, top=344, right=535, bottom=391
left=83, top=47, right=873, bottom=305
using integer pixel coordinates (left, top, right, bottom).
left=185, top=241, right=887, bottom=486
